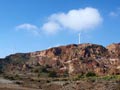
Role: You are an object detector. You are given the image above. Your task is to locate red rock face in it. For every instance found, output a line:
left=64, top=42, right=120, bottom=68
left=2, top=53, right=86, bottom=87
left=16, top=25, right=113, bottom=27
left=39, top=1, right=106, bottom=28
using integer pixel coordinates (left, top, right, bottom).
left=107, top=43, right=120, bottom=58
left=1, top=43, right=120, bottom=76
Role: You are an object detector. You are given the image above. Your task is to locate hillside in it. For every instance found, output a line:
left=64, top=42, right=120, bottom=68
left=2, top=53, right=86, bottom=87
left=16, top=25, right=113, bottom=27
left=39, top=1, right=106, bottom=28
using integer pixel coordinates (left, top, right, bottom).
left=107, top=43, right=120, bottom=58
left=0, top=43, right=120, bottom=90
left=0, top=43, right=120, bottom=78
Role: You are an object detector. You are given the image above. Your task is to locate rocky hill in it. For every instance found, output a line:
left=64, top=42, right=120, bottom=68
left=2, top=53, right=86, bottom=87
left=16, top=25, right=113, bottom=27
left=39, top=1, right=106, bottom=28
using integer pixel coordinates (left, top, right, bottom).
left=107, top=43, right=120, bottom=58
left=0, top=43, right=120, bottom=77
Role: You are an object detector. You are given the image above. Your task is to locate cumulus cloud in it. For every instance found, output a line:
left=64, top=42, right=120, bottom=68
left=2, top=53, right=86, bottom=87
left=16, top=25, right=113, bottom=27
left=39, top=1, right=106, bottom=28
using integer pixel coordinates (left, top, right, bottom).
left=42, top=21, right=61, bottom=34
left=41, top=7, right=103, bottom=34
left=16, top=23, right=39, bottom=35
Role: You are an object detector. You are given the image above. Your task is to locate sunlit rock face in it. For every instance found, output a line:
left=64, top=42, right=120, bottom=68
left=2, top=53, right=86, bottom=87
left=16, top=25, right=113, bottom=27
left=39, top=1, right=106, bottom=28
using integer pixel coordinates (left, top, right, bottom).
left=107, top=43, right=120, bottom=58
left=0, top=43, right=120, bottom=77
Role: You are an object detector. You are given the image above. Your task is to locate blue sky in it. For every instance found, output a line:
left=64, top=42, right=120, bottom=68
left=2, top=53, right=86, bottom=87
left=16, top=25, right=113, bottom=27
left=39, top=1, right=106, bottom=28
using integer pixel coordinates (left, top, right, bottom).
left=0, top=0, right=120, bottom=58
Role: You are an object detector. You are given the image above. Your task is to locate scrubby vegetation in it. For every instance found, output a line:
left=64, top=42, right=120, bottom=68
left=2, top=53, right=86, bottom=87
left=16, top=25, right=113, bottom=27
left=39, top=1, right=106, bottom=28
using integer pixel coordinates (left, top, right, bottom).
left=85, top=72, right=96, bottom=77
left=4, top=74, right=21, bottom=80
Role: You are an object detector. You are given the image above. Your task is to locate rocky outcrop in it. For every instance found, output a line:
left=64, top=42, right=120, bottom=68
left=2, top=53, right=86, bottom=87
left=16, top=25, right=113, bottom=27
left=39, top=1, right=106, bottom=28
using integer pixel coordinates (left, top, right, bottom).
left=0, top=43, right=120, bottom=77
left=107, top=43, right=120, bottom=58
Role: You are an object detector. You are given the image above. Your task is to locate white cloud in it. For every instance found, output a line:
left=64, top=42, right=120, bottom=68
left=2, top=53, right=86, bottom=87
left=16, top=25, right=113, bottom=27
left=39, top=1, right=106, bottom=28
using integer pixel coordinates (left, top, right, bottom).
left=41, top=21, right=61, bottom=34
left=41, top=7, right=103, bottom=34
left=16, top=23, right=39, bottom=35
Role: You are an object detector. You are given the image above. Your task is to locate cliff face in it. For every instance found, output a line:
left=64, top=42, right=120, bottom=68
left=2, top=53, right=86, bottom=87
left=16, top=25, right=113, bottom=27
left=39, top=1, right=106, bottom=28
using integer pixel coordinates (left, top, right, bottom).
left=31, top=43, right=108, bottom=58
left=0, top=43, right=120, bottom=77
left=107, top=43, right=120, bottom=58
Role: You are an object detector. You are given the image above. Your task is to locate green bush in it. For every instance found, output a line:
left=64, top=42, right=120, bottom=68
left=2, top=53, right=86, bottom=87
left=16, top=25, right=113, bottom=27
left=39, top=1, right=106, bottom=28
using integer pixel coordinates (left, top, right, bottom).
left=32, top=66, right=48, bottom=73
left=4, top=74, right=21, bottom=80
left=48, top=71, right=57, bottom=77
left=78, top=73, right=85, bottom=78
left=86, top=72, right=96, bottom=77
left=41, top=67, right=48, bottom=73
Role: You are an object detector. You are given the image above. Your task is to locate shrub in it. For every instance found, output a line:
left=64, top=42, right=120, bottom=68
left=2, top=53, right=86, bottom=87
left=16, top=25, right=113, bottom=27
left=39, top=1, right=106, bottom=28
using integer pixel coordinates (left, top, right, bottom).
left=4, top=74, right=21, bottom=80
left=46, top=80, right=51, bottom=83
left=77, top=73, right=85, bottom=78
left=41, top=67, right=48, bottom=73
left=32, top=66, right=48, bottom=73
left=86, top=72, right=96, bottom=77
left=48, top=71, right=57, bottom=77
